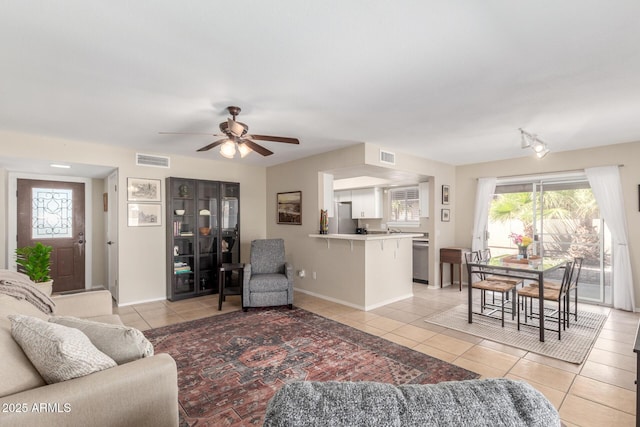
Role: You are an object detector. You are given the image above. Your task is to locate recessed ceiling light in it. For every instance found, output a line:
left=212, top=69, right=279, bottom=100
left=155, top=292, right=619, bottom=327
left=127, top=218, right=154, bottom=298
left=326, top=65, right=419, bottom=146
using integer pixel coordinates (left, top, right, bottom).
left=50, top=164, right=71, bottom=169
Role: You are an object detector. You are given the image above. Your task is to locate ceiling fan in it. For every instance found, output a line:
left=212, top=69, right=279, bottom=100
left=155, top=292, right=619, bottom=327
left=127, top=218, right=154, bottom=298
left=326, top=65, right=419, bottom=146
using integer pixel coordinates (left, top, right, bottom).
left=160, top=106, right=300, bottom=158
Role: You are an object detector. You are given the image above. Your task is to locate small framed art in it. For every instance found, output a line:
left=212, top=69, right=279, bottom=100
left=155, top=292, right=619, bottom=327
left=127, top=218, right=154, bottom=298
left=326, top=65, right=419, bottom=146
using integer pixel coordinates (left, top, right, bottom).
left=127, top=178, right=162, bottom=202
left=128, top=203, right=162, bottom=227
left=277, top=191, right=302, bottom=225
left=442, top=185, right=450, bottom=205
left=441, top=208, right=450, bottom=222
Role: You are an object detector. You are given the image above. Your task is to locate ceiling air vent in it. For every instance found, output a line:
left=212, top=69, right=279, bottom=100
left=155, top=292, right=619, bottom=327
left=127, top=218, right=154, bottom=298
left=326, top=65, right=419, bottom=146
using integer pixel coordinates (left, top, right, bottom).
left=379, top=150, right=395, bottom=165
left=136, top=153, right=170, bottom=168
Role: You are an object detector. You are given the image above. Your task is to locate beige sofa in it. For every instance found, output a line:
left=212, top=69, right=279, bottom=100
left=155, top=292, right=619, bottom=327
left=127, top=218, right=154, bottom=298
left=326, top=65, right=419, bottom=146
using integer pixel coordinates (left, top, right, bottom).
left=0, top=273, right=179, bottom=427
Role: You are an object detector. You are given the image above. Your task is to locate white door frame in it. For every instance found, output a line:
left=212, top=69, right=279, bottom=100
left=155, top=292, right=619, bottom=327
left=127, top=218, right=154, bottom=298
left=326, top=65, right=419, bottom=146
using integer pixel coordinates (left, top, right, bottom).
left=107, top=170, right=119, bottom=302
left=8, top=172, right=93, bottom=289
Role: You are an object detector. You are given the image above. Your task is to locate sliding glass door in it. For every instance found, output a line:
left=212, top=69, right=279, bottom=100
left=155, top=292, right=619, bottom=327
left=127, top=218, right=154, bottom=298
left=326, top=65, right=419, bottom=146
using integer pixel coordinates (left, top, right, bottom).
left=487, top=177, right=612, bottom=305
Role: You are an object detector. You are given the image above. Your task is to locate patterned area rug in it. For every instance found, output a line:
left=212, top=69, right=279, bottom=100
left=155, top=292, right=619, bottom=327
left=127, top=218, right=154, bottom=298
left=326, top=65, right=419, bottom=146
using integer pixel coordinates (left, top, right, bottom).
left=145, top=307, right=479, bottom=426
left=424, top=304, right=607, bottom=364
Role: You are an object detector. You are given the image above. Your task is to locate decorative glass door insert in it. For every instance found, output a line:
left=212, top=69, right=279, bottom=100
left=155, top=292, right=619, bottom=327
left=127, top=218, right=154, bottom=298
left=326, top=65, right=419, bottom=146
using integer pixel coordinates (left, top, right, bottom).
left=31, top=187, right=73, bottom=239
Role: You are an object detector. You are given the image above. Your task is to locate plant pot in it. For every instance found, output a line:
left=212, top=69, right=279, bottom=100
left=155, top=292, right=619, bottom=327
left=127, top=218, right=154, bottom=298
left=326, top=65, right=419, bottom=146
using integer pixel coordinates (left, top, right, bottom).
left=35, top=280, right=54, bottom=296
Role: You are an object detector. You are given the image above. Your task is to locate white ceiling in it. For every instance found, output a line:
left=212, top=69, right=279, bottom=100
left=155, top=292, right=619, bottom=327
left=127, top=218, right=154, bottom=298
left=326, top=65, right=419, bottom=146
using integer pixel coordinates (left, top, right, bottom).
left=2, top=1, right=640, bottom=169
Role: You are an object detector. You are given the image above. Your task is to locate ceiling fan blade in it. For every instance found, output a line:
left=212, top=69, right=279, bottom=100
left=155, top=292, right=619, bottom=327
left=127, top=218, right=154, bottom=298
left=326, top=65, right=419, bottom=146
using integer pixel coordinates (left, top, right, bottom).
left=243, top=139, right=274, bottom=156
left=159, top=131, right=224, bottom=136
left=248, top=134, right=300, bottom=144
left=197, top=139, right=227, bottom=152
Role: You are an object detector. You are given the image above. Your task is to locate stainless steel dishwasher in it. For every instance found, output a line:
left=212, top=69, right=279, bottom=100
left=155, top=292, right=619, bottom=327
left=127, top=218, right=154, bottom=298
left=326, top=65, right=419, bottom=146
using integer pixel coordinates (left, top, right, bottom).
left=412, top=238, right=429, bottom=284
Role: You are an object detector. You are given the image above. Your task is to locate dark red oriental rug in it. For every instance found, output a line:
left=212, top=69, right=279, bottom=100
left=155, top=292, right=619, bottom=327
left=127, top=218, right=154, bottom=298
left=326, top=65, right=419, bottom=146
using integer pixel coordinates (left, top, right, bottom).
left=144, top=307, right=479, bottom=426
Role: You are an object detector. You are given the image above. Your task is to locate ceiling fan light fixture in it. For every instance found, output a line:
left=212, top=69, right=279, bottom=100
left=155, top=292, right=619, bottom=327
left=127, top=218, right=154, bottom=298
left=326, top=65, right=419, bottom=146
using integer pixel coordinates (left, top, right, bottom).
left=220, top=140, right=236, bottom=158
left=237, top=142, right=252, bottom=158
left=228, top=118, right=245, bottom=137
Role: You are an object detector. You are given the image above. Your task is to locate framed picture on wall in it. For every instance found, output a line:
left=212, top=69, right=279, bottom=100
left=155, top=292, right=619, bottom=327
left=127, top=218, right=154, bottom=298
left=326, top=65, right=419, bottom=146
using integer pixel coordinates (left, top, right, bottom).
left=127, top=178, right=161, bottom=202
left=128, top=203, right=162, bottom=227
left=442, top=185, right=450, bottom=205
left=441, top=208, right=450, bottom=222
left=277, top=191, right=302, bottom=225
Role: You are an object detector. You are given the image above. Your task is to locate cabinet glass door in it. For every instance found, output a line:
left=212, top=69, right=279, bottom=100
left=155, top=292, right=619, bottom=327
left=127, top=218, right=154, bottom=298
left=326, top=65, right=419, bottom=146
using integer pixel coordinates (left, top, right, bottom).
left=197, top=181, right=218, bottom=292
left=220, top=182, right=239, bottom=265
left=171, top=179, right=196, bottom=297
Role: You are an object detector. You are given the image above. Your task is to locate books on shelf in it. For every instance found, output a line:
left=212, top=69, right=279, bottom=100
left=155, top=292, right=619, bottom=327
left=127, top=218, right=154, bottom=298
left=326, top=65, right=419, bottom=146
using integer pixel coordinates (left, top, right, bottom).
left=174, top=261, right=192, bottom=274
left=173, top=220, right=193, bottom=236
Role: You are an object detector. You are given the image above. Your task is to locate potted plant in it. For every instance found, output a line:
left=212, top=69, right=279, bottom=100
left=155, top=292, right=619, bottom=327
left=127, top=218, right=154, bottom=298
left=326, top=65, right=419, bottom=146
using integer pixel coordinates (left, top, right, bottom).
left=15, top=242, right=53, bottom=285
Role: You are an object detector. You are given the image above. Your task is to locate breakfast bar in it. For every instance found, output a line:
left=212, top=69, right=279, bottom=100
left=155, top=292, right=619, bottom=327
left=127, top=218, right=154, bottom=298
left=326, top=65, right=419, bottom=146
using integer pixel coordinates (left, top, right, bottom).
left=308, top=233, right=423, bottom=310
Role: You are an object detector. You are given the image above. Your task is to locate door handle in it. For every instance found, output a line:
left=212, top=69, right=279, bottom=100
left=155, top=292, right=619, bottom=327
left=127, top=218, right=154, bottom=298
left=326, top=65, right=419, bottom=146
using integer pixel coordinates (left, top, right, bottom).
left=107, top=241, right=115, bottom=245
left=78, top=232, right=85, bottom=245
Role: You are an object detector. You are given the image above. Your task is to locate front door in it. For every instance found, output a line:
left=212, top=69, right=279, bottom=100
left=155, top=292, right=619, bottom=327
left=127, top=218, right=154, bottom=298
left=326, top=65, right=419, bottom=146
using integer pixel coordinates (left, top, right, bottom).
left=17, top=179, right=85, bottom=292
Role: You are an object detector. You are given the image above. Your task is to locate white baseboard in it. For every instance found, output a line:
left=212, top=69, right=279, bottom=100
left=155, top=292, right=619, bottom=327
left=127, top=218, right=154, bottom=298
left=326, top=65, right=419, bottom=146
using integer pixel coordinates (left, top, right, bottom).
left=293, top=287, right=413, bottom=312
left=117, top=296, right=167, bottom=307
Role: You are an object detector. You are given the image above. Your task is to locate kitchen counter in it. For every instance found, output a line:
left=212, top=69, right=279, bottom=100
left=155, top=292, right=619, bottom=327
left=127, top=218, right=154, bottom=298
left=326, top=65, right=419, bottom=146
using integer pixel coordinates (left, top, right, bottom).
left=309, top=233, right=424, bottom=241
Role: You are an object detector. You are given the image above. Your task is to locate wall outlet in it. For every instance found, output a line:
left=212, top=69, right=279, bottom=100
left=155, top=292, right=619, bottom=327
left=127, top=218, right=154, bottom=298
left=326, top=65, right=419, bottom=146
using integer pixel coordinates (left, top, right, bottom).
left=298, top=269, right=306, bottom=278
left=312, top=271, right=317, bottom=280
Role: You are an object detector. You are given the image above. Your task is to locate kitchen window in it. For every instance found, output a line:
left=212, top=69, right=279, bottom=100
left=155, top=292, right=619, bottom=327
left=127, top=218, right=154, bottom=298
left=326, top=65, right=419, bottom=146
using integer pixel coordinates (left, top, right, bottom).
left=389, top=186, right=420, bottom=225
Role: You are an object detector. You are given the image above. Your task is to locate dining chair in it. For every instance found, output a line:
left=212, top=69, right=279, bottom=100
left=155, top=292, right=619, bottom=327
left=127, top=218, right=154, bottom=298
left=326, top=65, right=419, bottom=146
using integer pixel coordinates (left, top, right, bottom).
left=526, top=257, right=583, bottom=327
left=480, top=248, right=524, bottom=286
left=465, top=252, right=517, bottom=327
left=517, top=260, right=573, bottom=339
left=565, top=257, right=583, bottom=323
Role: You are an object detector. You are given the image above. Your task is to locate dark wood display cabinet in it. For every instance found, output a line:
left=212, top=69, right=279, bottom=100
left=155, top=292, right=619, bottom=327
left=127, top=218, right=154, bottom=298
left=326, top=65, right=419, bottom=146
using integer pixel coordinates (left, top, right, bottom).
left=166, top=177, right=240, bottom=301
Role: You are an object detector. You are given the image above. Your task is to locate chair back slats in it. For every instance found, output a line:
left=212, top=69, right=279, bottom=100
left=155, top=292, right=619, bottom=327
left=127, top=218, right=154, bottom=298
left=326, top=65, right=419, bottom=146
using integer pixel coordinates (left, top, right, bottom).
left=569, top=257, right=583, bottom=290
left=464, top=251, right=480, bottom=264
left=558, top=261, right=574, bottom=295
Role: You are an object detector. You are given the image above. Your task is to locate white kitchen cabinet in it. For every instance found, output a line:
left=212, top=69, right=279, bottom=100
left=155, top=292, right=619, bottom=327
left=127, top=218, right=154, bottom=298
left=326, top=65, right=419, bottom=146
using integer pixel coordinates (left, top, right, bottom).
left=334, top=190, right=352, bottom=203
left=351, top=188, right=382, bottom=219
left=419, top=181, right=429, bottom=218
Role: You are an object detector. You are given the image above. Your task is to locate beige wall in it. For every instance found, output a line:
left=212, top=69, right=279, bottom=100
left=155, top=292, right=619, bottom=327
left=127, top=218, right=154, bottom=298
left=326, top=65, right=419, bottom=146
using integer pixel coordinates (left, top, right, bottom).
left=0, top=169, right=6, bottom=270
left=267, top=143, right=457, bottom=298
left=5, top=128, right=636, bottom=307
left=0, top=131, right=267, bottom=305
left=455, top=140, right=640, bottom=308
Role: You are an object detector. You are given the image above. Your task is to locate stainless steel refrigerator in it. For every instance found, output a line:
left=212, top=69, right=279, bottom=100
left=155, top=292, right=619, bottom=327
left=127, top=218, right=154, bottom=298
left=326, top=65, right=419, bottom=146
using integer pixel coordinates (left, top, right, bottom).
left=328, top=202, right=358, bottom=234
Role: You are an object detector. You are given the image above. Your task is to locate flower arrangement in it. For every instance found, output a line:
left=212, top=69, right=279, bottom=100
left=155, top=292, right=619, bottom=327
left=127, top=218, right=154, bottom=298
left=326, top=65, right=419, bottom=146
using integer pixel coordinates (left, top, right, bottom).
left=509, top=233, right=533, bottom=247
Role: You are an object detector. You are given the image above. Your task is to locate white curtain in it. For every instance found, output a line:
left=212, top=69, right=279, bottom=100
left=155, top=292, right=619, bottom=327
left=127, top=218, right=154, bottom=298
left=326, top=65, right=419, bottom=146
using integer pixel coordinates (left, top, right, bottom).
left=471, top=177, right=497, bottom=252
left=586, top=166, right=635, bottom=312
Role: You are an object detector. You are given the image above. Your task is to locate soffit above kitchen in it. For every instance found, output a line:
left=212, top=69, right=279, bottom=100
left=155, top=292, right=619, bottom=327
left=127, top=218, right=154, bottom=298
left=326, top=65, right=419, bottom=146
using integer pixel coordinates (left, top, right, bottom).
left=329, top=165, right=429, bottom=190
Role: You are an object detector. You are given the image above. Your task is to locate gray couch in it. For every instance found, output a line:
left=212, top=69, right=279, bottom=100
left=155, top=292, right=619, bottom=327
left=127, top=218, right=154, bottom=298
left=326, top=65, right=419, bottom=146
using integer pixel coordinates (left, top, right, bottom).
left=0, top=270, right=178, bottom=427
left=243, top=239, right=294, bottom=310
left=263, top=379, right=561, bottom=426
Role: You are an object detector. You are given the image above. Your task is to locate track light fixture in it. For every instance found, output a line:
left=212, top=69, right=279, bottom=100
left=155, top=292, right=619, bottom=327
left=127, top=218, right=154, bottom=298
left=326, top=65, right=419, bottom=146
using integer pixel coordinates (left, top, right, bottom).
left=519, top=128, right=550, bottom=159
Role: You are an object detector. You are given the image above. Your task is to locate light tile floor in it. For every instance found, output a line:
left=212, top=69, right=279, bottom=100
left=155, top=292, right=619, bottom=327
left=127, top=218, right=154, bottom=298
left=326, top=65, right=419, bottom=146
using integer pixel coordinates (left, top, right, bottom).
left=117, top=284, right=639, bottom=427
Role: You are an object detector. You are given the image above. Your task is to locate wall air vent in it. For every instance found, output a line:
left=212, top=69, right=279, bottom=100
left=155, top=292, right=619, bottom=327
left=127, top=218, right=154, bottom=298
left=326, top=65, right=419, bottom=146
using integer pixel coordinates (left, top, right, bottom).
left=136, top=153, right=170, bottom=168
left=379, top=150, right=396, bottom=165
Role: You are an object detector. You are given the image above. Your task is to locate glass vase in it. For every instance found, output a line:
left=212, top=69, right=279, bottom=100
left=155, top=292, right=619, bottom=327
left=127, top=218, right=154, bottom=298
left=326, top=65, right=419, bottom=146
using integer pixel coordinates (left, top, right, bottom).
left=518, top=245, right=528, bottom=259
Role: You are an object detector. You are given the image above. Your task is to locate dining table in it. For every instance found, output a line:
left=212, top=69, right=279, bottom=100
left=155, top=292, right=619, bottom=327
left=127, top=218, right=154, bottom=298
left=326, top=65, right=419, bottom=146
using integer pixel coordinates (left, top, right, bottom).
left=466, top=254, right=568, bottom=342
